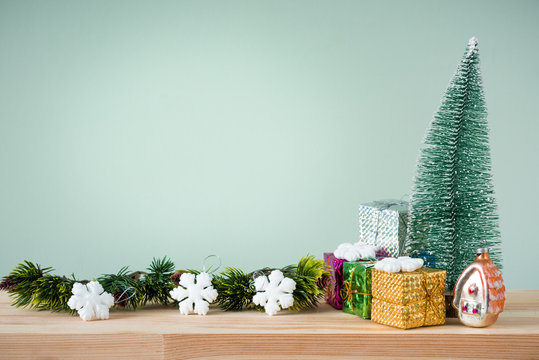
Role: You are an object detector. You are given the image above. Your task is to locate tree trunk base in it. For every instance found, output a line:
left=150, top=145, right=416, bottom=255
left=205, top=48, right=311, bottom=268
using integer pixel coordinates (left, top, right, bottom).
left=445, top=291, right=458, bottom=318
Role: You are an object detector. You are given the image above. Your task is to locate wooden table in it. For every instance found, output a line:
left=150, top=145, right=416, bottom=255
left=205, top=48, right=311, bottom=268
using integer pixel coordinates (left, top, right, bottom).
left=1, top=290, right=538, bottom=359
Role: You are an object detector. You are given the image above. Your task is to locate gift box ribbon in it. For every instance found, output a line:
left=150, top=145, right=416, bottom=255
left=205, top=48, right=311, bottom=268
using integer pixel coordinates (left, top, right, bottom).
left=370, top=200, right=406, bottom=209
left=417, top=269, right=444, bottom=325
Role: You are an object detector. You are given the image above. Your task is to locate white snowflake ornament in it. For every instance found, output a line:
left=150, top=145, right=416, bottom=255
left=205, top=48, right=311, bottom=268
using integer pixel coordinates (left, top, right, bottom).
left=252, top=270, right=296, bottom=316
left=169, top=272, right=218, bottom=315
left=67, top=281, right=115, bottom=321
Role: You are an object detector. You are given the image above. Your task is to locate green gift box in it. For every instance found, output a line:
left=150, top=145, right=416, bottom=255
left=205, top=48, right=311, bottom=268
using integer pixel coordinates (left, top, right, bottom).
left=341, top=260, right=377, bottom=319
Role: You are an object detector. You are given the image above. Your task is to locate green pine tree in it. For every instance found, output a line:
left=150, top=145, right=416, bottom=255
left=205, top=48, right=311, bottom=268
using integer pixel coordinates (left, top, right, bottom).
left=404, top=37, right=502, bottom=290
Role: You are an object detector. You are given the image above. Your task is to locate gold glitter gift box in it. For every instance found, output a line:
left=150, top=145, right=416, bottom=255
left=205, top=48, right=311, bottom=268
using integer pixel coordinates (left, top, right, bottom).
left=371, top=267, right=446, bottom=329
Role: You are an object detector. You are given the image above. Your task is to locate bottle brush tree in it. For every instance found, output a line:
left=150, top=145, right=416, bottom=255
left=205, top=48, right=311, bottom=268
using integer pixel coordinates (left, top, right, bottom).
left=404, top=37, right=502, bottom=290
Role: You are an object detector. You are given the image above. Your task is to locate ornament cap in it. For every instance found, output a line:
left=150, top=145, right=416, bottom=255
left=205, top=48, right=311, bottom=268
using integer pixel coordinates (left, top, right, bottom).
left=476, top=248, right=489, bottom=255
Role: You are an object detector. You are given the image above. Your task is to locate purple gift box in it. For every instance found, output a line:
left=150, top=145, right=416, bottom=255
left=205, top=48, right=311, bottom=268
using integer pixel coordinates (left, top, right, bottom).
left=323, top=253, right=348, bottom=310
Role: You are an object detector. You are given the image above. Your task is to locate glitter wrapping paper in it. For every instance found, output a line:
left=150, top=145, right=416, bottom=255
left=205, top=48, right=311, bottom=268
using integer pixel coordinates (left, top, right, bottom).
left=341, top=260, right=377, bottom=319
left=358, top=200, right=409, bottom=257
left=323, top=253, right=348, bottom=310
left=371, top=267, right=446, bottom=329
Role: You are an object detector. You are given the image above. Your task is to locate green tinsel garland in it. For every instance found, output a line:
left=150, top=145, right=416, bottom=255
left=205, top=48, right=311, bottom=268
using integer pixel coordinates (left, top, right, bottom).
left=0, top=257, right=176, bottom=312
left=0, top=256, right=329, bottom=314
left=211, top=256, right=328, bottom=312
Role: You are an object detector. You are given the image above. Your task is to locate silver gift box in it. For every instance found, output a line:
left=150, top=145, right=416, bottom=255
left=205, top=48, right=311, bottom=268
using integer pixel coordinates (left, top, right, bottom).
left=358, top=200, right=409, bottom=257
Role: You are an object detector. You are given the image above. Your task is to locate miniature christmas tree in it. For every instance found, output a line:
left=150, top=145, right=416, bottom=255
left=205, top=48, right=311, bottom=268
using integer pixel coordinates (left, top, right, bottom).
left=403, top=37, right=502, bottom=290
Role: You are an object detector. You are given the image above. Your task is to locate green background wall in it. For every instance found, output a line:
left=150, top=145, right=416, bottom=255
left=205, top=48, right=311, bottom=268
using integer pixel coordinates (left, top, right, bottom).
left=1, top=1, right=537, bottom=289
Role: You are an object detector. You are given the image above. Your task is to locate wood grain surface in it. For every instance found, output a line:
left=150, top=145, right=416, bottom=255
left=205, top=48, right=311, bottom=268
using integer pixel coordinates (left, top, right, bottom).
left=0, top=290, right=538, bottom=359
